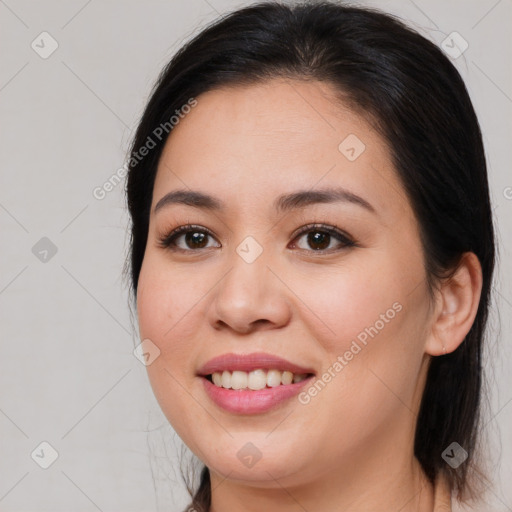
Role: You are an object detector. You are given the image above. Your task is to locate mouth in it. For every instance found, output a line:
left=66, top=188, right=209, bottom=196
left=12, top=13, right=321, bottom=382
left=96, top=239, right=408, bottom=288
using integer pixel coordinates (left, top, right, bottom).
left=196, top=352, right=316, bottom=414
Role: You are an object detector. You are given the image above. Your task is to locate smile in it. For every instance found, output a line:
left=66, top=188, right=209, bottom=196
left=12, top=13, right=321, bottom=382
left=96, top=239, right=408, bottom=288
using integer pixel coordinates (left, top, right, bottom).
left=208, top=369, right=310, bottom=390
left=197, top=352, right=316, bottom=414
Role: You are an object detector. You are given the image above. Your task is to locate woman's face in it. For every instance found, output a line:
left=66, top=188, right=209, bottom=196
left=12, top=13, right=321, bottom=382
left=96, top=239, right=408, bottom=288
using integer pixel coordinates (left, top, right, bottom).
left=136, top=78, right=434, bottom=487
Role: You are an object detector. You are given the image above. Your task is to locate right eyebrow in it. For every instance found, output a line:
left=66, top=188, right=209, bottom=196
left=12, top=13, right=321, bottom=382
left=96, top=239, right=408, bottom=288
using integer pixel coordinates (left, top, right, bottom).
left=154, top=190, right=223, bottom=215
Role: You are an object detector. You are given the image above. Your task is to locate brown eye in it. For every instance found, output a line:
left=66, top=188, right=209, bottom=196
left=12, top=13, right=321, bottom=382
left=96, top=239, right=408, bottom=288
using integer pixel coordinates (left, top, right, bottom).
left=158, top=225, right=220, bottom=251
left=291, top=224, right=355, bottom=252
left=305, top=231, right=331, bottom=250
left=181, top=231, right=209, bottom=249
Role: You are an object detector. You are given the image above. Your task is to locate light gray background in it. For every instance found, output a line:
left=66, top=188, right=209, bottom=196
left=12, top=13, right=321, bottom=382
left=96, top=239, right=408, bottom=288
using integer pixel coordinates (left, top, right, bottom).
left=0, top=0, right=510, bottom=511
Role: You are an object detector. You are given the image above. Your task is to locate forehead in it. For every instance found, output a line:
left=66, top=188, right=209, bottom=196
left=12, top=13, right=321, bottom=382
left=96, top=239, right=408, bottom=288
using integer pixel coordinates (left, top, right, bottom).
left=152, top=79, right=410, bottom=219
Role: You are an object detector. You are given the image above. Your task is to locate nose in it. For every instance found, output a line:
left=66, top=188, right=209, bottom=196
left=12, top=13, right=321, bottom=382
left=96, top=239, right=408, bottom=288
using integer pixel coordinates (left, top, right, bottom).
left=208, top=244, right=292, bottom=334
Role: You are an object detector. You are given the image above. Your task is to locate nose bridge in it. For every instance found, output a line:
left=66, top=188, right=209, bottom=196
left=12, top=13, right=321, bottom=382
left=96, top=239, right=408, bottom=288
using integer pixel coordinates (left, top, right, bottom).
left=235, top=233, right=267, bottom=266
left=209, top=231, right=290, bottom=332
left=223, top=232, right=272, bottom=303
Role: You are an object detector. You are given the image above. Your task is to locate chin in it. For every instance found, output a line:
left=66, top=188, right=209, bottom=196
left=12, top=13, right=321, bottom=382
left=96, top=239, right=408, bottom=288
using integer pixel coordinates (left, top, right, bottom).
left=208, top=458, right=305, bottom=485
left=192, top=437, right=310, bottom=485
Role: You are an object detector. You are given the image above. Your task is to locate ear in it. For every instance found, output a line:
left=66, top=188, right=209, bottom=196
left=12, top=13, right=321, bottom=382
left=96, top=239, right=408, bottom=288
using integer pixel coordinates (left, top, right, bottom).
left=425, top=252, right=483, bottom=356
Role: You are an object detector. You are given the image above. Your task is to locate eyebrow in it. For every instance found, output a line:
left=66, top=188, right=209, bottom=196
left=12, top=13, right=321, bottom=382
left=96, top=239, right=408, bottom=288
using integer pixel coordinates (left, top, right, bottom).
left=153, top=187, right=376, bottom=215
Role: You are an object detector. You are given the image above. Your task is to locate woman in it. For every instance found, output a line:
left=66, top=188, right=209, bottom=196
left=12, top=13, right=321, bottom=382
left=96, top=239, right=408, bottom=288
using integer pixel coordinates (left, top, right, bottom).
left=124, top=2, right=495, bottom=510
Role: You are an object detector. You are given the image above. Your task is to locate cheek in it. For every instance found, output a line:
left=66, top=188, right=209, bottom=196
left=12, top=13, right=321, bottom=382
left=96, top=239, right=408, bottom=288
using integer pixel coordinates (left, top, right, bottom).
left=136, top=255, right=204, bottom=346
left=292, top=252, right=428, bottom=411
left=136, top=258, right=199, bottom=410
left=290, top=256, right=406, bottom=351
left=294, top=292, right=427, bottom=464
left=137, top=261, right=207, bottom=446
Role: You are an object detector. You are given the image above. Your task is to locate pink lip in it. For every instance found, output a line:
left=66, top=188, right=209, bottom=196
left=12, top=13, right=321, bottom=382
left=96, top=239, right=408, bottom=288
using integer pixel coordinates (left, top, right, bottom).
left=201, top=376, right=314, bottom=414
left=197, top=352, right=316, bottom=415
left=197, top=352, right=315, bottom=376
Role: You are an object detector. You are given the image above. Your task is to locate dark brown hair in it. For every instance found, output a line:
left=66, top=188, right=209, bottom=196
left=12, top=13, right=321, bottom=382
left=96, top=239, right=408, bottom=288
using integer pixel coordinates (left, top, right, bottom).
left=124, top=2, right=496, bottom=510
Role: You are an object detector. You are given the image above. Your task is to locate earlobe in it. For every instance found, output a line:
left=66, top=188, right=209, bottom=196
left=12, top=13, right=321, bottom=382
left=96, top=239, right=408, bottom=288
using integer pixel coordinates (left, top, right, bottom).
left=425, top=252, right=483, bottom=356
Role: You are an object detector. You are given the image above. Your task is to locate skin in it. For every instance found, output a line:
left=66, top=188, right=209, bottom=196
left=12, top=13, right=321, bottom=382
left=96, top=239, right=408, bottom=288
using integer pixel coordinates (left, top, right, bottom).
left=136, top=78, right=482, bottom=512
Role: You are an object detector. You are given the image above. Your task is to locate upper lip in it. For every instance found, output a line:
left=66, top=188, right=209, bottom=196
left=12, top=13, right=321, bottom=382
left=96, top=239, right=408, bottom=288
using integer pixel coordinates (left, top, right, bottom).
left=197, top=352, right=316, bottom=376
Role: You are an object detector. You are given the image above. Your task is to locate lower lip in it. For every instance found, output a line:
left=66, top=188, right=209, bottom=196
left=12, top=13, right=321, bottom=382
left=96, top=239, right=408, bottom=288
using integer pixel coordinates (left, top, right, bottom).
left=201, top=376, right=313, bottom=414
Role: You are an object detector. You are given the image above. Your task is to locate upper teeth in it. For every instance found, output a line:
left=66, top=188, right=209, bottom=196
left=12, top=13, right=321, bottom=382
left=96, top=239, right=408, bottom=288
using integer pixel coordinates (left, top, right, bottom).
left=211, top=369, right=309, bottom=390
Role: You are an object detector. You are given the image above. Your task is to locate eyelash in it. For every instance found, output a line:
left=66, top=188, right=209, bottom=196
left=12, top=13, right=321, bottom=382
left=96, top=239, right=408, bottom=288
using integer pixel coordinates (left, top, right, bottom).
left=157, top=222, right=357, bottom=254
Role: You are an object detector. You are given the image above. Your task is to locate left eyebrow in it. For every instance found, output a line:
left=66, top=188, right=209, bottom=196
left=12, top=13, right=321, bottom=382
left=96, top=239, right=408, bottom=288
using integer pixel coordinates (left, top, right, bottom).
left=153, top=186, right=377, bottom=215
left=274, top=187, right=376, bottom=215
